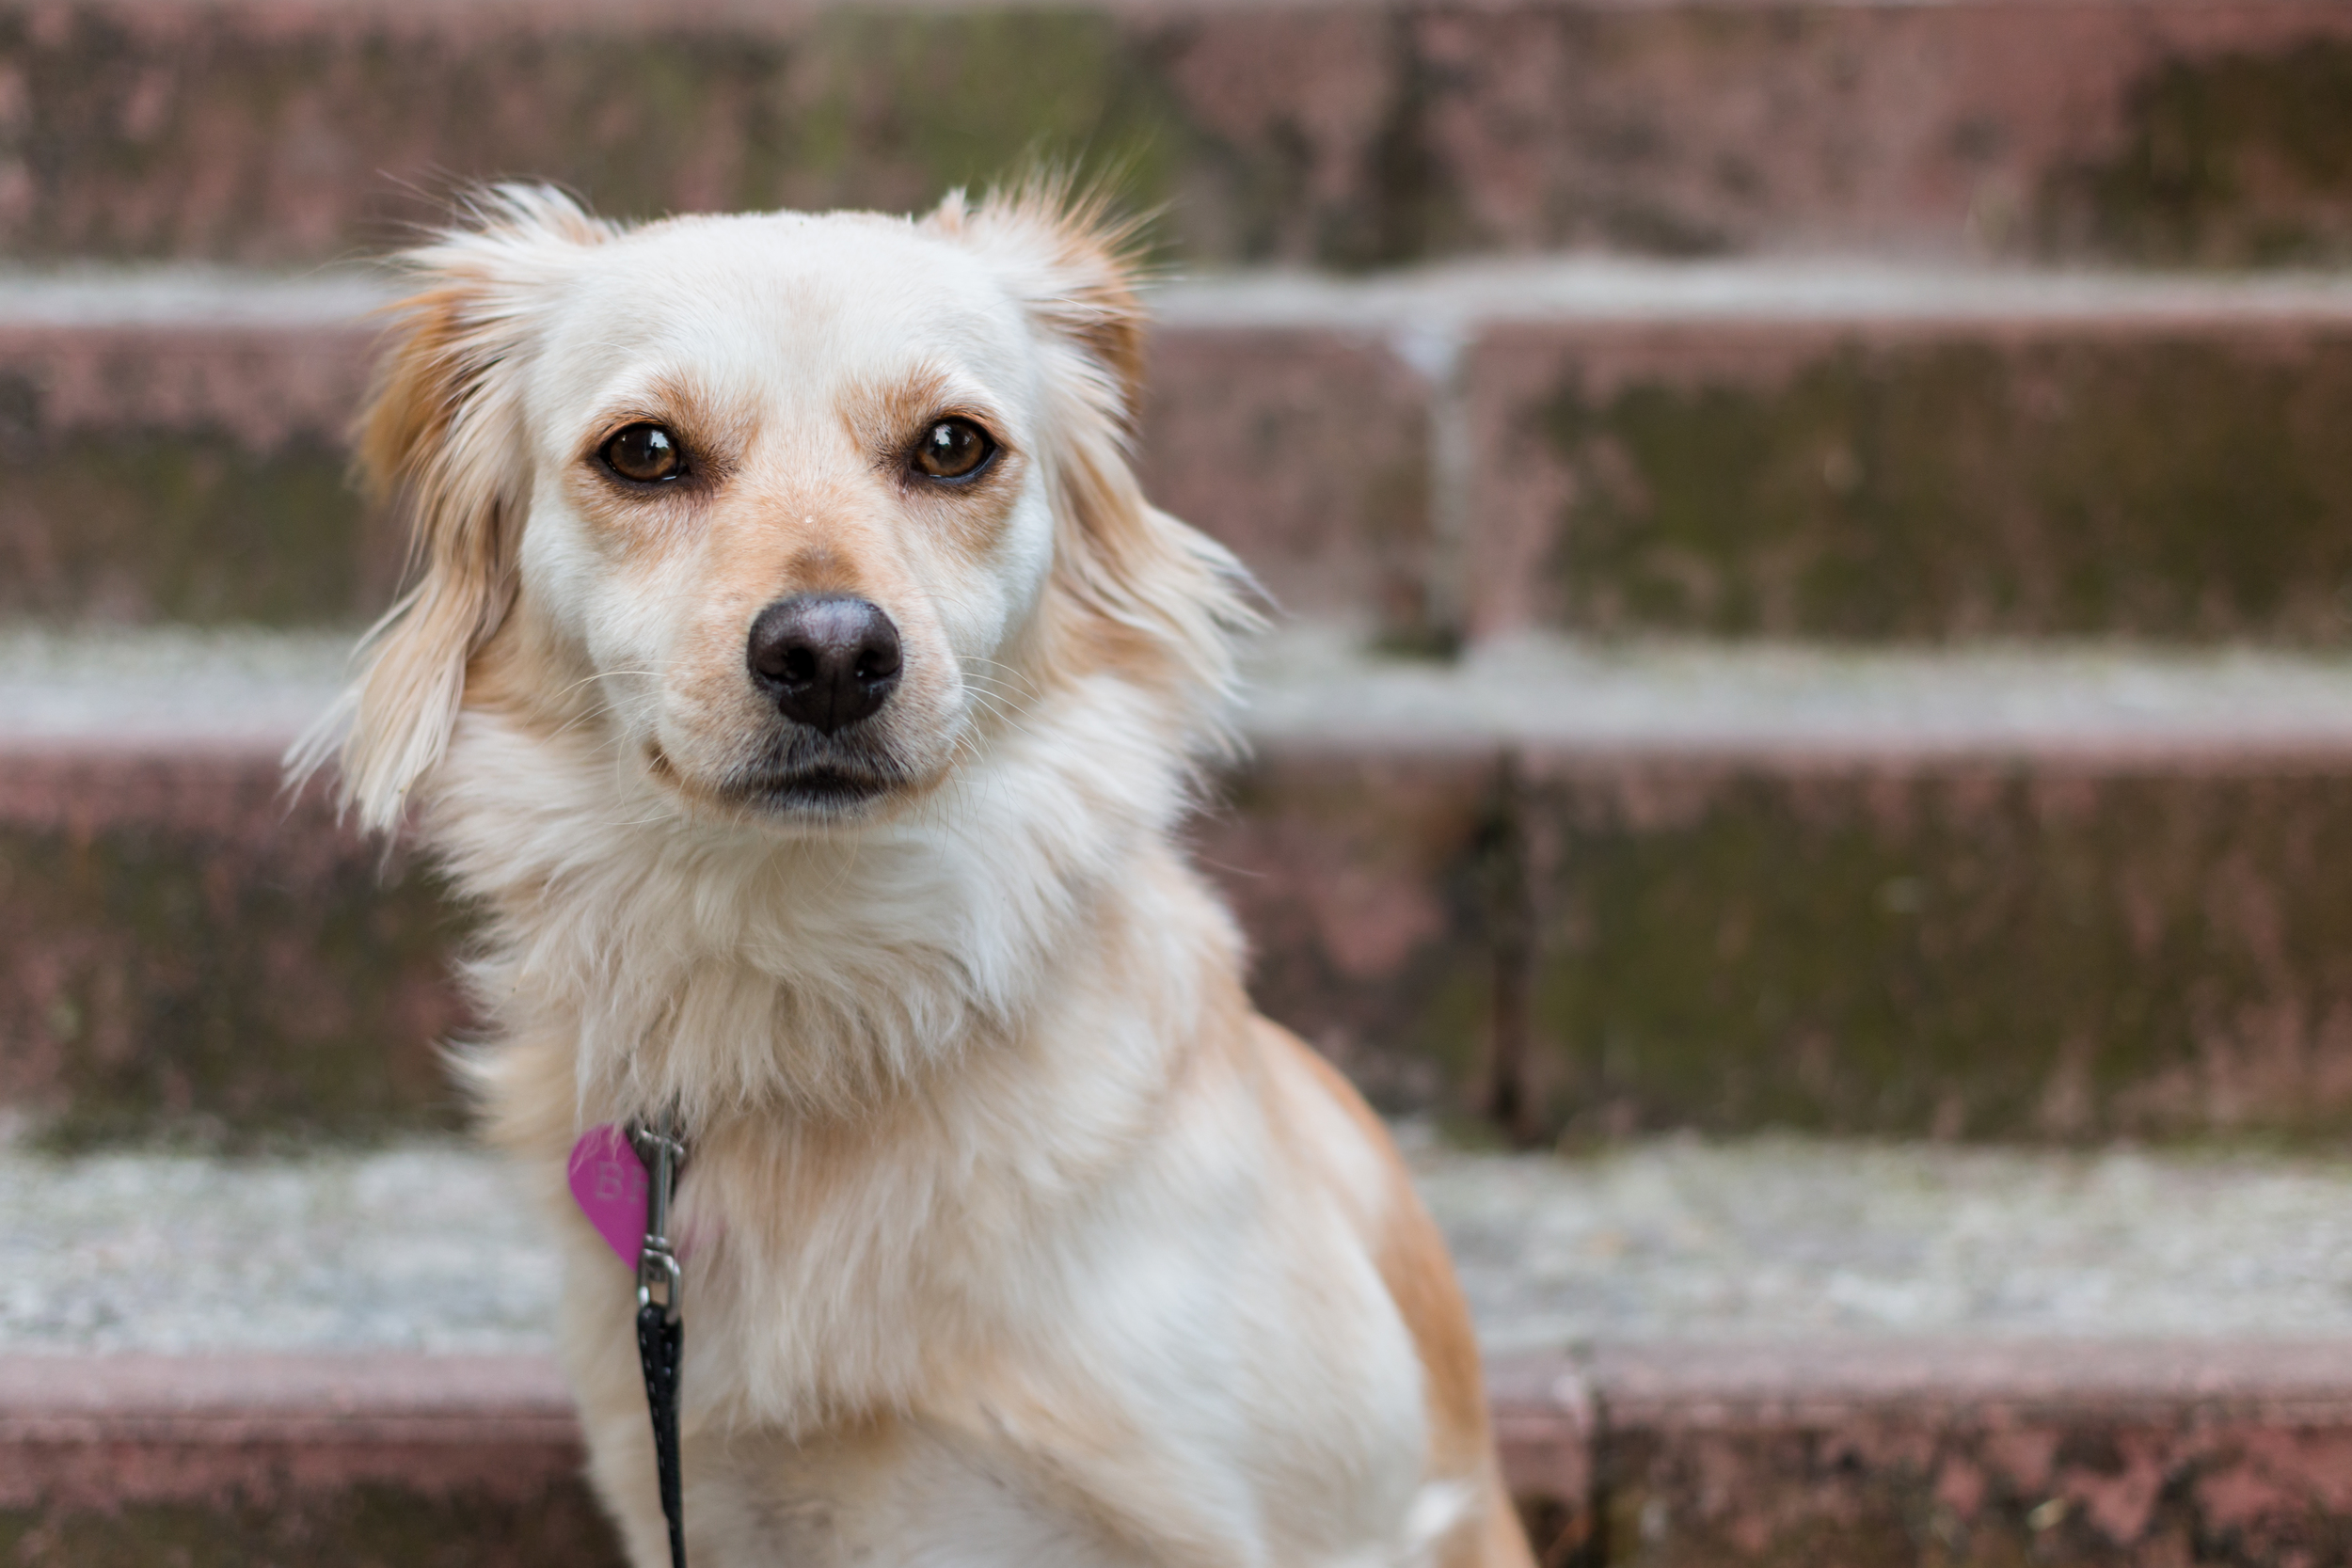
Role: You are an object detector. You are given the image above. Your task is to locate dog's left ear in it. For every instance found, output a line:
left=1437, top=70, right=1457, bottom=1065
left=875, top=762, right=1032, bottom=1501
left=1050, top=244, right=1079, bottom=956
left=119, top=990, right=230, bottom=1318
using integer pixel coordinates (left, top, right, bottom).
left=291, top=185, right=614, bottom=833
left=924, top=181, right=1152, bottom=436
left=925, top=182, right=1259, bottom=736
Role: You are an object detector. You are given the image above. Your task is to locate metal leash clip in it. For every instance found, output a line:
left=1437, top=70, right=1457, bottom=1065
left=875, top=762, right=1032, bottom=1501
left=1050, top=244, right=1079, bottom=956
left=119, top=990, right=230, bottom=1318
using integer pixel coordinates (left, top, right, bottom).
left=630, top=1118, right=687, bottom=1323
left=628, top=1114, right=690, bottom=1568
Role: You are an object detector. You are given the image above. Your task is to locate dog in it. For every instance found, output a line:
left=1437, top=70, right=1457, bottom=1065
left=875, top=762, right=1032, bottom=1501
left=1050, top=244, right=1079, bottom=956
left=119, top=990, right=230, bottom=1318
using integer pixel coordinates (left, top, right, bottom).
left=298, top=181, right=1534, bottom=1568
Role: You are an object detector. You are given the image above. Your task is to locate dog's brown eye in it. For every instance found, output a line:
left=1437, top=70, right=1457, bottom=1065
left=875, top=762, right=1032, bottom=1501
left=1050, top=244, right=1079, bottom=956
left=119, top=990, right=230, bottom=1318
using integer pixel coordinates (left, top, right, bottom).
left=601, top=423, right=685, bottom=484
left=912, top=419, right=994, bottom=482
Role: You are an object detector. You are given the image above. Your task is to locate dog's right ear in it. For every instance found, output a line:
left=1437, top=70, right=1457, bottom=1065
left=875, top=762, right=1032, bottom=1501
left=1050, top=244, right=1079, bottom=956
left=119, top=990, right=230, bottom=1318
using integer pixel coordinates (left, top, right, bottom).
left=289, top=185, right=613, bottom=834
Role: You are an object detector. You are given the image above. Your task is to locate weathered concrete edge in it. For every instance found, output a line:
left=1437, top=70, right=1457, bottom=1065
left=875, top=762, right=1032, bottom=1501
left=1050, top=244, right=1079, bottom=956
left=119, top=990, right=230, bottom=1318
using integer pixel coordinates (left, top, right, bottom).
left=14, top=260, right=2352, bottom=336
left=0, top=1352, right=581, bottom=1510
left=1587, top=1337, right=2352, bottom=1428
left=0, top=1348, right=1597, bottom=1511
left=24, top=625, right=2352, bottom=764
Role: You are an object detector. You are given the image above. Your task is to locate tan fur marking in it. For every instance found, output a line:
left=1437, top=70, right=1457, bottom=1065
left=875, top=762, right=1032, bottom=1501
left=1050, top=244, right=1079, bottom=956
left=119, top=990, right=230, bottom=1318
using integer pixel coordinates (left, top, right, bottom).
left=1273, top=1026, right=1535, bottom=1566
left=841, top=366, right=954, bottom=457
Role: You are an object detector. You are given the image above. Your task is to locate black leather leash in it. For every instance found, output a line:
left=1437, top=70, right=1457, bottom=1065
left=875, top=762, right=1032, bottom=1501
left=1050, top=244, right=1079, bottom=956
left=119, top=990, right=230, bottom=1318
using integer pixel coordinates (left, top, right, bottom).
left=629, top=1117, right=690, bottom=1568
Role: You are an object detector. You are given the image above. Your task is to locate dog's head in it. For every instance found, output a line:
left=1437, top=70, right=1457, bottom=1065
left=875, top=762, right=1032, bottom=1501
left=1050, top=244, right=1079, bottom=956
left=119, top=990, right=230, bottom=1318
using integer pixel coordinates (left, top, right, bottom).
left=308, top=183, right=1251, bottom=835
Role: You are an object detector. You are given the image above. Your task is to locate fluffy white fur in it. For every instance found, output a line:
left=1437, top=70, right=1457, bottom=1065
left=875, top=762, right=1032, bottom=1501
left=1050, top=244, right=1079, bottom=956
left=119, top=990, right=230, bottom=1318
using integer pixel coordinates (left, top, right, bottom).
left=297, top=182, right=1531, bottom=1568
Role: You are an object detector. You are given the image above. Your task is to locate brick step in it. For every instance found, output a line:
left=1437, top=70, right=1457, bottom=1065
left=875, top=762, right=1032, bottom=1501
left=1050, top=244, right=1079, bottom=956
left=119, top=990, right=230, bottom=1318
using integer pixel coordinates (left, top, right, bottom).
left=12, top=264, right=2352, bottom=642
left=19, top=1344, right=2352, bottom=1566
left=7, top=0, right=2352, bottom=271
left=0, top=1354, right=619, bottom=1567
left=14, top=1137, right=2352, bottom=1563
left=13, top=626, right=2352, bottom=1144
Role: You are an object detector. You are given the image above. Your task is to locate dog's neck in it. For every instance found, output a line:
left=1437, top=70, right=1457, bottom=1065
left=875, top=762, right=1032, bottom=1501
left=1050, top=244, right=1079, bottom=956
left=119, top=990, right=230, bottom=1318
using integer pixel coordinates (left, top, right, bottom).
left=422, top=666, right=1228, bottom=1135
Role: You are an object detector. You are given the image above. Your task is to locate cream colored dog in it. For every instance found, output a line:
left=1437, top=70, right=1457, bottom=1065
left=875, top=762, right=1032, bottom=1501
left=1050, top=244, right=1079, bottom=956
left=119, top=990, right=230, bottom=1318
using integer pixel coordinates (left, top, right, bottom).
left=301, top=182, right=1532, bottom=1568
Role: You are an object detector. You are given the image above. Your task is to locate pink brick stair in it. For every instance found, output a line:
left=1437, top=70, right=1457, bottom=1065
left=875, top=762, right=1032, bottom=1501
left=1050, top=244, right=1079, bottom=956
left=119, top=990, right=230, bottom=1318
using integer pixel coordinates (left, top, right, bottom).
left=10, top=1342, right=2352, bottom=1565
left=6, top=0, right=2352, bottom=271
left=0, top=1354, right=618, bottom=1566
left=15, top=0, right=2352, bottom=1561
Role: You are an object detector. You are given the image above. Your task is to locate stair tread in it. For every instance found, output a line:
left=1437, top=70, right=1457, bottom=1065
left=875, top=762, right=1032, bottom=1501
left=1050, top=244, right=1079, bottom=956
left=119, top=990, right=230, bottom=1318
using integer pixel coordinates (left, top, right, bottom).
left=13, top=625, right=2352, bottom=760
left=10, top=1132, right=2352, bottom=1359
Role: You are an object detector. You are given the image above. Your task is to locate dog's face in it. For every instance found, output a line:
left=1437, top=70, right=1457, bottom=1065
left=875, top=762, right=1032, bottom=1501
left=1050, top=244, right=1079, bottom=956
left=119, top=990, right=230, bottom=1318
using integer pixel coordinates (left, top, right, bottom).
left=316, top=187, right=1243, bottom=836
left=519, top=213, right=1059, bottom=819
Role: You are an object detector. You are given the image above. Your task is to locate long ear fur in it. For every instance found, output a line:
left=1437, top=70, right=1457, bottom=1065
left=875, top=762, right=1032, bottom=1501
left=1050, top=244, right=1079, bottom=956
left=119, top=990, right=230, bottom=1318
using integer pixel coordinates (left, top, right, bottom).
left=925, top=179, right=1263, bottom=752
left=288, top=184, right=614, bottom=833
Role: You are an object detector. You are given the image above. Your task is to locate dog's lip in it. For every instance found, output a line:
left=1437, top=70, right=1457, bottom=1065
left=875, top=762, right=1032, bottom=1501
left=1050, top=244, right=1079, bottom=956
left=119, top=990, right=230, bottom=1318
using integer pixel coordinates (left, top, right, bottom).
left=732, top=765, right=898, bottom=811
left=641, top=742, right=897, bottom=816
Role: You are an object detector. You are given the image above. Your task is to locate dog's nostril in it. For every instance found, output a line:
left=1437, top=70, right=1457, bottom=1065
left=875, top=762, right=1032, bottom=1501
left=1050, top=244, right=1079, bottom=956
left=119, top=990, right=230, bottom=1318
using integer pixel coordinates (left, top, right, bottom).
left=746, top=594, right=903, bottom=734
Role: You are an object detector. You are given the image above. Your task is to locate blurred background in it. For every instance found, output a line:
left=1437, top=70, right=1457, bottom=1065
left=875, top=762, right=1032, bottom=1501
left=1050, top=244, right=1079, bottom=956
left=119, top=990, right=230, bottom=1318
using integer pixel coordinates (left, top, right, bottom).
left=8, top=1, right=2352, bottom=1563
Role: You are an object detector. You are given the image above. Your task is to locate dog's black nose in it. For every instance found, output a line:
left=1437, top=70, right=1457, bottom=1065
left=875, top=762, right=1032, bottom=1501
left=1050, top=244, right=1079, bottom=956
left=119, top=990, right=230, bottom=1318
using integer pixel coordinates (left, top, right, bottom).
left=746, top=595, right=903, bottom=733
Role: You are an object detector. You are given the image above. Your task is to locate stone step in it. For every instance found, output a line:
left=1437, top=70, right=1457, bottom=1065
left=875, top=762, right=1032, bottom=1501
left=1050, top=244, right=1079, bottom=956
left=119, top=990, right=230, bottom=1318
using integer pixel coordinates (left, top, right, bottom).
left=14, top=626, right=2352, bottom=1145
left=7, top=0, right=2352, bottom=271
left=0, top=1354, right=619, bottom=1567
left=12, top=1136, right=2352, bottom=1563
left=12, top=264, right=2352, bottom=642
left=25, top=1344, right=2352, bottom=1566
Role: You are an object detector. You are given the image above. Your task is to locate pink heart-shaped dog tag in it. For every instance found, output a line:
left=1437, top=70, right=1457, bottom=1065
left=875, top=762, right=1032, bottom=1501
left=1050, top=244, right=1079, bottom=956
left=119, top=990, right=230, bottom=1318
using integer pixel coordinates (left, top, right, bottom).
left=567, top=1125, right=654, bottom=1267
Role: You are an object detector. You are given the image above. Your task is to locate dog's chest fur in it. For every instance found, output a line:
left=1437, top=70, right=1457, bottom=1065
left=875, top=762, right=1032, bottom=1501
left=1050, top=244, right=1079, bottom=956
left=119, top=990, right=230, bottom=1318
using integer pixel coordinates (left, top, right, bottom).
left=433, top=694, right=1439, bottom=1565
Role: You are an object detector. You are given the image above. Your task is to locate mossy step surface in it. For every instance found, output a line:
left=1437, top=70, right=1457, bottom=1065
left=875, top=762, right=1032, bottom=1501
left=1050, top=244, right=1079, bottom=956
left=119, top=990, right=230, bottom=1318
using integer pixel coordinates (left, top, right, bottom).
left=15, top=626, right=2352, bottom=1144
left=7, top=0, right=2352, bottom=269
left=14, top=264, right=2352, bottom=642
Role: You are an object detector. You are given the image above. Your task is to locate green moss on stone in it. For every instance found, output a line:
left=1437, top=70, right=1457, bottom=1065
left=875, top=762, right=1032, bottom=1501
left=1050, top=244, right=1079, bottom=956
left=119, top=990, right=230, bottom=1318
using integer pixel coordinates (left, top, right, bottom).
left=1543, top=337, right=2352, bottom=640
left=0, top=814, right=470, bottom=1149
left=2047, top=40, right=2352, bottom=267
left=7, top=8, right=1196, bottom=262
left=1527, top=770, right=2352, bottom=1142
left=0, top=424, right=373, bottom=625
left=777, top=11, right=1184, bottom=221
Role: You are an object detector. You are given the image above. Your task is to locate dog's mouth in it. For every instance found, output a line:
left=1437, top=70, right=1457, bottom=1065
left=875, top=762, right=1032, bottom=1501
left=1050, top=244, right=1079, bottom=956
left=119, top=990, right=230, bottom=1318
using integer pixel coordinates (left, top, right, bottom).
left=702, top=727, right=913, bottom=818
left=734, top=765, right=898, bottom=814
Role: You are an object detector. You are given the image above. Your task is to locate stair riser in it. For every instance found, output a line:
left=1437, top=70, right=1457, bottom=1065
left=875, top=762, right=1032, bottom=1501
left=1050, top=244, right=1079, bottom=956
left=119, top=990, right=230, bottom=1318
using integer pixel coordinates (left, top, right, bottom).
left=0, top=324, right=400, bottom=626
left=0, top=321, right=1427, bottom=633
left=8, top=2, right=2352, bottom=269
left=1591, top=1345, right=2352, bottom=1568
left=14, top=738, right=2352, bottom=1145
left=0, top=1355, right=619, bottom=1565
left=1, top=1484, right=624, bottom=1568
left=1467, top=319, right=2352, bottom=642
left=0, top=752, right=467, bottom=1147
left=1250, top=747, right=2352, bottom=1144
left=1604, top=1419, right=2352, bottom=1567
left=1517, top=757, right=2352, bottom=1144
left=12, top=1347, right=2349, bottom=1567
left=7, top=1420, right=2332, bottom=1568
left=17, top=312, right=2352, bottom=643
left=0, top=1378, right=1575, bottom=1567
